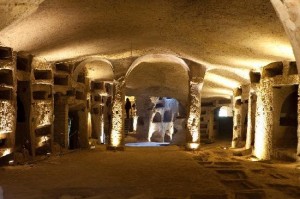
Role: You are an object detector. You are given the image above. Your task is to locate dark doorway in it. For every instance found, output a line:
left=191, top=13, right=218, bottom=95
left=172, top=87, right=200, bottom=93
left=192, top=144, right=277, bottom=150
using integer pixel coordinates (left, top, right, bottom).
left=16, top=81, right=31, bottom=153
left=68, top=111, right=80, bottom=149
left=215, top=107, right=233, bottom=140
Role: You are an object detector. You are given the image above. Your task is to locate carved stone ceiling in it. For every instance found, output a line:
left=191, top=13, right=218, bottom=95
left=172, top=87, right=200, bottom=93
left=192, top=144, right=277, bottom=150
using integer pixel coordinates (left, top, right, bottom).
left=0, top=0, right=295, bottom=99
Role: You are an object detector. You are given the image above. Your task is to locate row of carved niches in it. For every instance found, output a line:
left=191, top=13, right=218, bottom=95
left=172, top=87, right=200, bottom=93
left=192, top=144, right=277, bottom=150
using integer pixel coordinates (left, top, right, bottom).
left=91, top=81, right=113, bottom=96
left=54, top=74, right=69, bottom=86
left=32, top=84, right=52, bottom=100
left=0, top=47, right=13, bottom=61
left=0, top=69, right=14, bottom=87
left=55, top=63, right=72, bottom=74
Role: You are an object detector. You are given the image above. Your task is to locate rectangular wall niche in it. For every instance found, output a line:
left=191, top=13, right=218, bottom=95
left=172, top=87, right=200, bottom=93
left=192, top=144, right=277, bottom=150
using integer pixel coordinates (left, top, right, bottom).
left=33, top=91, right=51, bottom=100
left=35, top=125, right=52, bottom=136
left=92, top=82, right=105, bottom=90
left=94, top=95, right=101, bottom=102
left=34, top=70, right=52, bottom=80
left=76, top=91, right=85, bottom=100
left=0, top=47, right=12, bottom=60
left=54, top=75, right=68, bottom=86
left=17, top=56, right=31, bottom=72
left=93, top=108, right=100, bottom=114
left=55, top=63, right=70, bottom=73
left=250, top=72, right=261, bottom=83
left=0, top=69, right=13, bottom=86
left=288, top=62, right=298, bottom=75
left=77, top=73, right=85, bottom=83
left=0, top=89, right=12, bottom=100
left=263, top=62, right=283, bottom=78
left=67, top=90, right=75, bottom=96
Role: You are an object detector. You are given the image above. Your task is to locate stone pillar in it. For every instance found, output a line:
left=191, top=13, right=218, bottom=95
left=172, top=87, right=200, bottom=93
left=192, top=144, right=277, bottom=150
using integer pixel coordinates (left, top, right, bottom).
left=54, top=100, right=69, bottom=149
left=186, top=77, right=203, bottom=150
left=232, top=88, right=242, bottom=148
left=245, top=91, right=257, bottom=150
left=297, top=86, right=300, bottom=155
left=208, top=110, right=215, bottom=140
left=107, top=77, right=125, bottom=150
left=253, top=80, right=273, bottom=160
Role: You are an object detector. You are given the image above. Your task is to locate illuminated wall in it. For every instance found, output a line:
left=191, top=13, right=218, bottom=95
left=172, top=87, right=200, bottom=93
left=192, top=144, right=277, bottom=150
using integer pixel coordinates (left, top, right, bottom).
left=108, top=78, right=125, bottom=149
left=254, top=80, right=273, bottom=160
left=0, top=101, right=15, bottom=134
left=253, top=61, right=299, bottom=160
left=33, top=101, right=53, bottom=128
left=186, top=78, right=202, bottom=150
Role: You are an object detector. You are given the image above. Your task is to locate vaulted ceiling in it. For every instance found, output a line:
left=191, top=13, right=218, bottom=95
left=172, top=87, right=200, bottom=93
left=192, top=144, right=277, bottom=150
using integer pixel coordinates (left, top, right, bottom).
left=0, top=0, right=295, bottom=99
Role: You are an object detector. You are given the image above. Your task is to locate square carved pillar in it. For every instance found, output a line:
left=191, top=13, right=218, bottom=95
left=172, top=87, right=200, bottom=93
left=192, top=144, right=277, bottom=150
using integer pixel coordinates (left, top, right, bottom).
left=245, top=91, right=257, bottom=150
left=107, top=77, right=125, bottom=151
left=186, top=77, right=203, bottom=150
left=253, top=80, right=273, bottom=160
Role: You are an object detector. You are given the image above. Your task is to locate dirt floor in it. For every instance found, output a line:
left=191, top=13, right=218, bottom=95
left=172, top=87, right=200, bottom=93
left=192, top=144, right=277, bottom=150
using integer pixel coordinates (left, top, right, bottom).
left=0, top=141, right=299, bottom=199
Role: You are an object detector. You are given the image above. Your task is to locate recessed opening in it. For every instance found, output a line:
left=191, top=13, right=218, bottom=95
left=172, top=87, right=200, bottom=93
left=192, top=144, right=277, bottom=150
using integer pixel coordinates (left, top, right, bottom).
left=288, top=62, right=298, bottom=75
left=273, top=85, right=298, bottom=158
left=0, top=69, right=13, bottom=86
left=250, top=71, right=261, bottom=83
left=93, top=108, right=99, bottom=114
left=0, top=47, right=12, bottom=60
left=94, top=95, right=101, bottom=102
left=0, top=89, right=12, bottom=100
left=219, top=99, right=232, bottom=104
left=76, top=91, right=85, bottom=100
left=34, top=70, right=52, bottom=80
left=77, top=73, right=85, bottom=83
left=219, top=106, right=233, bottom=117
left=33, top=91, right=49, bottom=100
left=35, top=125, right=52, bottom=136
left=35, top=135, right=51, bottom=155
left=155, top=103, right=164, bottom=108
left=17, top=56, right=31, bottom=72
left=92, top=82, right=104, bottom=90
left=152, top=112, right=162, bottom=123
left=54, top=75, right=68, bottom=85
left=0, top=138, right=6, bottom=148
left=67, top=90, right=75, bottom=96
left=263, top=62, right=283, bottom=78
left=201, top=102, right=213, bottom=107
left=55, top=63, right=70, bottom=73
left=68, top=110, right=80, bottom=149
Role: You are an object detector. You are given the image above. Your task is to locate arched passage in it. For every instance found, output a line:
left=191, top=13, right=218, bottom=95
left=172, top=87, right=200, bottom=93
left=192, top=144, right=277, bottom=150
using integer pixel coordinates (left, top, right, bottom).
left=125, top=54, right=190, bottom=106
left=125, top=54, right=190, bottom=145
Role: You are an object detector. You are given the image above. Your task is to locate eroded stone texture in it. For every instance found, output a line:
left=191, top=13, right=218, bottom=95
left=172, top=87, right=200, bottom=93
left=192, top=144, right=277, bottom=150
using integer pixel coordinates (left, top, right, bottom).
left=108, top=77, right=125, bottom=150
left=254, top=79, right=273, bottom=160
left=0, top=101, right=15, bottom=134
left=245, top=90, right=257, bottom=150
left=33, top=101, right=53, bottom=128
left=186, top=77, right=203, bottom=148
